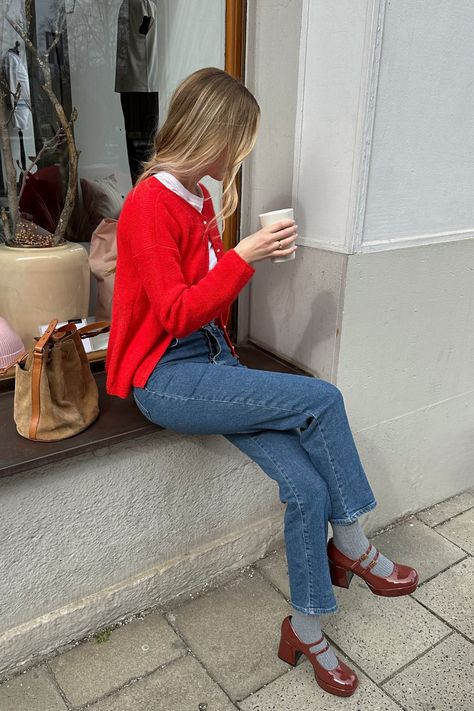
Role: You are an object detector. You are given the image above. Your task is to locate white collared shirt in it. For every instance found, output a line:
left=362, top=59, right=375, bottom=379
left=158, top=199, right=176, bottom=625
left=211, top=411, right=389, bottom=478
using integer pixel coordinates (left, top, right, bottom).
left=153, top=172, right=217, bottom=271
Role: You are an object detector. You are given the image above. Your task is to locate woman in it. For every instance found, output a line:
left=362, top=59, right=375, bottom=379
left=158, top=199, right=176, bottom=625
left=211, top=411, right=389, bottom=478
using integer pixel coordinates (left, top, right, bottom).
left=106, top=67, right=418, bottom=698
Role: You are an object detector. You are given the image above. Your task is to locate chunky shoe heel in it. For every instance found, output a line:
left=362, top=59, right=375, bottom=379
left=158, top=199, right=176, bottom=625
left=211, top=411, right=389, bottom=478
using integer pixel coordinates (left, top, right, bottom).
left=278, top=638, right=301, bottom=666
left=329, top=559, right=354, bottom=589
left=278, top=617, right=358, bottom=696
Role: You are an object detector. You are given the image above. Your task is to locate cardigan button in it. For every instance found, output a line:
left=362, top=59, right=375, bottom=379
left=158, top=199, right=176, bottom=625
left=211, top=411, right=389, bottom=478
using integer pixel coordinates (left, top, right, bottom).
left=203, top=220, right=207, bottom=225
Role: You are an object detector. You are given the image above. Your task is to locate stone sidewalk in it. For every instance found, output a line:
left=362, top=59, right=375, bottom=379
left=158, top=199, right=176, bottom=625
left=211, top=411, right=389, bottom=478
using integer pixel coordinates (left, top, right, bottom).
left=0, top=489, right=473, bottom=711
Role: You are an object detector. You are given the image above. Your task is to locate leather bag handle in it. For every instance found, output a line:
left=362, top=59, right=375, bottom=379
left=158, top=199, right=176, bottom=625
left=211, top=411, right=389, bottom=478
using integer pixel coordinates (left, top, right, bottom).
left=53, top=321, right=110, bottom=341
left=34, top=319, right=59, bottom=353
left=76, top=321, right=110, bottom=339
left=29, top=318, right=59, bottom=439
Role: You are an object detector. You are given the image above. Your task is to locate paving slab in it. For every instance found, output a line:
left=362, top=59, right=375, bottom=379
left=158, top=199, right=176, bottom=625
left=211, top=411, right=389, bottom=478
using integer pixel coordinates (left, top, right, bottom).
left=255, top=547, right=290, bottom=599
left=0, top=666, right=67, bottom=711
left=49, top=611, right=186, bottom=707
left=416, top=488, right=474, bottom=526
left=169, top=570, right=291, bottom=701
left=413, top=557, right=474, bottom=640
left=88, top=655, right=236, bottom=711
left=321, top=581, right=449, bottom=682
left=434, top=508, right=474, bottom=555
left=371, top=517, right=465, bottom=582
left=238, top=658, right=401, bottom=711
left=383, top=633, right=474, bottom=711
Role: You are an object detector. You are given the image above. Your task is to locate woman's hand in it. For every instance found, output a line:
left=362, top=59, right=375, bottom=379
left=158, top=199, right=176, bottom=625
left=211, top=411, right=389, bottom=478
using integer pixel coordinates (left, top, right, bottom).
left=234, top=219, right=298, bottom=264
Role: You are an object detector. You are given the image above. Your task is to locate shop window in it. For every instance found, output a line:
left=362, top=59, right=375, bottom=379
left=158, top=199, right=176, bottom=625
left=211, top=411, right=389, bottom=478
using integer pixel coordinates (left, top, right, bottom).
left=0, top=0, right=244, bottom=377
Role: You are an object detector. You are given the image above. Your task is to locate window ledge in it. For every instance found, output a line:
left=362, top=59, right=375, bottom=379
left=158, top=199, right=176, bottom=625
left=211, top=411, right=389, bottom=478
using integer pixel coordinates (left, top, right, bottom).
left=0, top=344, right=307, bottom=480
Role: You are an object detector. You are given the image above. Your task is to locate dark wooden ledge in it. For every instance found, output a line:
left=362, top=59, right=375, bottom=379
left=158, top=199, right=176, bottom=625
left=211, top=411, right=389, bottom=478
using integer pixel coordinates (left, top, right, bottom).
left=0, top=344, right=307, bottom=480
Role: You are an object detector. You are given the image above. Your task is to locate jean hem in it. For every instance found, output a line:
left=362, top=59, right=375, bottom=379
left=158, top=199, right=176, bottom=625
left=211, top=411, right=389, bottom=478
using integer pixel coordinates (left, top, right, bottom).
left=329, top=499, right=377, bottom=525
left=291, top=602, right=338, bottom=615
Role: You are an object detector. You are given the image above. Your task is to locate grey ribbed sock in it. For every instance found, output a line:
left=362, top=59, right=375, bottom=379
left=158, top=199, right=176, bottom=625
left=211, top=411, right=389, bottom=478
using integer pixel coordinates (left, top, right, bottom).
left=290, top=610, right=338, bottom=671
left=332, top=520, right=394, bottom=577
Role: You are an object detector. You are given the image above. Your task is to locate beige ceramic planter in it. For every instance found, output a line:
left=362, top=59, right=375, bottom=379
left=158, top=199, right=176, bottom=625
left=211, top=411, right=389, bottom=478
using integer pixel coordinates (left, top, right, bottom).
left=0, top=242, right=90, bottom=348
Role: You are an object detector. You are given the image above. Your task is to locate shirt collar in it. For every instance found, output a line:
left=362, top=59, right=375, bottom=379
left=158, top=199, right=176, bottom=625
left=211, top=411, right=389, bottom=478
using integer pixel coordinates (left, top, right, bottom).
left=153, top=171, right=204, bottom=213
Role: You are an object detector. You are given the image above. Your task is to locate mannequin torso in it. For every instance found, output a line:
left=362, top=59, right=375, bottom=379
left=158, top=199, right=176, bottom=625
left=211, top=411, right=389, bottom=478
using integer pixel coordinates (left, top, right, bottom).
left=115, top=0, right=159, bottom=93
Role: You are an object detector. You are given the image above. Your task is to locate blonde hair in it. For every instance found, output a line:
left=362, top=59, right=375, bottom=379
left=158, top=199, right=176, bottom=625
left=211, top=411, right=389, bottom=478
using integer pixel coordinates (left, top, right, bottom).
left=138, top=67, right=260, bottom=225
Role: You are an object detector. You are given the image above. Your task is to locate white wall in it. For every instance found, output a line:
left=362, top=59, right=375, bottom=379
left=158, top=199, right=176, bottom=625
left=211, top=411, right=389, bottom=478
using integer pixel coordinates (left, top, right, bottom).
left=242, top=0, right=346, bottom=383
left=248, top=247, right=346, bottom=382
left=242, top=0, right=474, bottom=523
left=291, top=0, right=474, bottom=255
left=0, top=432, right=282, bottom=679
left=292, top=0, right=377, bottom=253
left=240, top=0, right=304, bottom=343
left=362, top=0, right=474, bottom=251
left=334, top=0, right=474, bottom=523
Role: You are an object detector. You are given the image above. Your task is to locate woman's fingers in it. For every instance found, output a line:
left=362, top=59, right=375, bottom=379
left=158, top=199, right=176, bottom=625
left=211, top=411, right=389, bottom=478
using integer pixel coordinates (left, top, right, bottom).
left=270, top=234, right=298, bottom=256
left=268, top=225, right=298, bottom=248
left=273, top=243, right=297, bottom=254
left=273, top=235, right=296, bottom=248
left=267, top=219, right=295, bottom=233
left=266, top=225, right=297, bottom=245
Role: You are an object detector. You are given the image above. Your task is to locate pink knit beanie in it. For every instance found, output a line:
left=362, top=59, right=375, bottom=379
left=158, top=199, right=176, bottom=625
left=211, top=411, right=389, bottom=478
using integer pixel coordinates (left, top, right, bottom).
left=0, top=317, right=25, bottom=370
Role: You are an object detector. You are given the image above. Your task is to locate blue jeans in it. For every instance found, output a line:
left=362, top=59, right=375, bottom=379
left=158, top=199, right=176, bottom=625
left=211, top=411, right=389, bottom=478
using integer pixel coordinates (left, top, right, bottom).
left=133, top=321, right=376, bottom=614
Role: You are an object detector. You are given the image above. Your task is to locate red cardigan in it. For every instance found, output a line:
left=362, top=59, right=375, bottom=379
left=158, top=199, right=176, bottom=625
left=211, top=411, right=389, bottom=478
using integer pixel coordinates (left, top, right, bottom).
left=105, top=177, right=255, bottom=398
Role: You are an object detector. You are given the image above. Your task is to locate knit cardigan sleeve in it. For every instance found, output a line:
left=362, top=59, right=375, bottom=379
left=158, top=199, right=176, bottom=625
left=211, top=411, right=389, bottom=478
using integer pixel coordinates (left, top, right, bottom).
left=129, top=189, right=255, bottom=338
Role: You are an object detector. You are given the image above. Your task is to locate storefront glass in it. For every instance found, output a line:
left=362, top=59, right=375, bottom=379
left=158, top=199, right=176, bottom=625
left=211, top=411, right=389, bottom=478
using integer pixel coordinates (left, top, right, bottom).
left=0, top=0, right=225, bottom=355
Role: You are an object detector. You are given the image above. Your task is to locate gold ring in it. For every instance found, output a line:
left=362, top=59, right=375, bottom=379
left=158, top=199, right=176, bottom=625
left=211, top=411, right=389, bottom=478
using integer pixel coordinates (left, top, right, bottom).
left=278, top=241, right=283, bottom=250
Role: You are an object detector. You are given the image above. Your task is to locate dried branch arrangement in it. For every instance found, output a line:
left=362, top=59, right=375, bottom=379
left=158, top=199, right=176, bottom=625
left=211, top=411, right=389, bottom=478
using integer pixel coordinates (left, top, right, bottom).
left=0, top=0, right=79, bottom=247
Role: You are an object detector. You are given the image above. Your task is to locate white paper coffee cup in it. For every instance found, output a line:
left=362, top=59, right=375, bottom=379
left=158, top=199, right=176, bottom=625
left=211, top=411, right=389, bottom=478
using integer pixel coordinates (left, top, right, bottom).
left=259, top=208, right=296, bottom=263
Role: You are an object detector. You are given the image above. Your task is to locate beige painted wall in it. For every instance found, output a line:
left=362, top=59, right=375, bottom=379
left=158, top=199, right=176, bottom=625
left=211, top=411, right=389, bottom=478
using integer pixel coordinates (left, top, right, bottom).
left=249, top=247, right=346, bottom=383
left=337, top=239, right=474, bottom=529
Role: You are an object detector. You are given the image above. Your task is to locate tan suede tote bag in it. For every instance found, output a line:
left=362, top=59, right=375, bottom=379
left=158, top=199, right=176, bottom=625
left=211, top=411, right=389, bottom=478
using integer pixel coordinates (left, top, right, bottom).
left=13, top=319, right=110, bottom=441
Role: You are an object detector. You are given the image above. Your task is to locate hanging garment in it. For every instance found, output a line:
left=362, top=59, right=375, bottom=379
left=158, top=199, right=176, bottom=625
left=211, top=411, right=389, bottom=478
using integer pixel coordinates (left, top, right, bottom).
left=120, top=91, right=158, bottom=184
left=2, top=48, right=31, bottom=130
left=115, top=0, right=159, bottom=93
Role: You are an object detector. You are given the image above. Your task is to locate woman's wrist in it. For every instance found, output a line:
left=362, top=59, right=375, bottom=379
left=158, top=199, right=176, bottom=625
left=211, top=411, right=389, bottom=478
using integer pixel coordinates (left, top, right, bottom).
left=234, top=243, right=252, bottom=264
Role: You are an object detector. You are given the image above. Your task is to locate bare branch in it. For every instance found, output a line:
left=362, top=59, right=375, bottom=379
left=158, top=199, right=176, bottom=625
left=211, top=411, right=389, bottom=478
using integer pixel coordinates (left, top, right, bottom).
left=0, top=5, right=19, bottom=241
left=1, top=208, right=12, bottom=244
left=25, top=0, right=33, bottom=25
left=46, top=5, right=67, bottom=55
left=3, top=82, right=22, bottom=124
left=17, top=127, right=65, bottom=202
left=46, top=31, right=62, bottom=56
left=1, top=77, right=32, bottom=116
left=5, top=1, right=80, bottom=245
left=7, top=0, right=79, bottom=244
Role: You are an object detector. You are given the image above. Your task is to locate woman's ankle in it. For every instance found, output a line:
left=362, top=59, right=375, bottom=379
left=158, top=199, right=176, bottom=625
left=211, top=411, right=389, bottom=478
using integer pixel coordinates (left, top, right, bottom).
left=291, top=609, right=338, bottom=670
left=331, top=521, right=395, bottom=577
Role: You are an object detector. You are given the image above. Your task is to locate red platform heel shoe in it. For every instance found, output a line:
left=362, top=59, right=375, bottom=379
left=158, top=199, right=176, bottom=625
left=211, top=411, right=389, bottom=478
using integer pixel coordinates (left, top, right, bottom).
left=327, top=538, right=419, bottom=596
left=277, top=616, right=358, bottom=697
